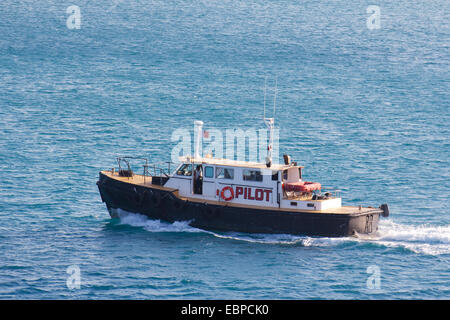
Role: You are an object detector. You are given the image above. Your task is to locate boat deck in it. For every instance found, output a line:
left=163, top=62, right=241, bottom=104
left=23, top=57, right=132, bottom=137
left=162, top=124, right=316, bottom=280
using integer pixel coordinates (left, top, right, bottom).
left=104, top=170, right=155, bottom=186
left=100, top=170, right=381, bottom=215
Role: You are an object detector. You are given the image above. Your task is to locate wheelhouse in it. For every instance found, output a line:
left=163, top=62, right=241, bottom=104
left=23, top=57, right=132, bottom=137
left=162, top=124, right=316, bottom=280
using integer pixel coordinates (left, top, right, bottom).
left=164, top=156, right=341, bottom=211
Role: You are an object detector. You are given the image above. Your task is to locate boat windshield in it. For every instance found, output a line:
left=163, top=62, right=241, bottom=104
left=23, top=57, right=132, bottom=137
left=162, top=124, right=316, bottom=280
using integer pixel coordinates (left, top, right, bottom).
left=176, top=164, right=192, bottom=176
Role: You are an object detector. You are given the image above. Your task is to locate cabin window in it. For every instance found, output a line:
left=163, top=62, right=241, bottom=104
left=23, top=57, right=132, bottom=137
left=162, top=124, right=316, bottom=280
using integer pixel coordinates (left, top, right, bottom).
left=272, top=171, right=279, bottom=181
left=204, top=166, right=214, bottom=178
left=298, top=168, right=302, bottom=180
left=243, top=169, right=263, bottom=182
left=216, top=167, right=234, bottom=180
left=282, top=169, right=288, bottom=181
left=176, top=164, right=192, bottom=176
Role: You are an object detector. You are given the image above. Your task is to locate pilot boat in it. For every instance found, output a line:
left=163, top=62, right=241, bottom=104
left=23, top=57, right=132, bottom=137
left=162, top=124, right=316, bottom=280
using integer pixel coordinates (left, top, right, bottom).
left=96, top=119, right=389, bottom=237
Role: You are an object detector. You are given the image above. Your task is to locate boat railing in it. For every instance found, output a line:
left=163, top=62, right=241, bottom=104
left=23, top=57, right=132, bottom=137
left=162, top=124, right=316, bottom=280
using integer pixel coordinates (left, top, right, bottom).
left=116, top=157, right=174, bottom=184
left=116, top=156, right=146, bottom=178
left=146, top=161, right=174, bottom=177
left=319, top=187, right=341, bottom=200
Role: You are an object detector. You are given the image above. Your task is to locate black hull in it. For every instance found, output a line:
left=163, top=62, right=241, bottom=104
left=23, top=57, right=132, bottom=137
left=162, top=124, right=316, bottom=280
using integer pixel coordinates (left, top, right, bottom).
left=97, top=172, right=382, bottom=237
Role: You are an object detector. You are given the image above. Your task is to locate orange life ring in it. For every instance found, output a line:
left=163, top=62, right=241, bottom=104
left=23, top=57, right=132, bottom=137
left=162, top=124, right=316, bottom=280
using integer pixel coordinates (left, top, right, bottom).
left=221, top=186, right=234, bottom=201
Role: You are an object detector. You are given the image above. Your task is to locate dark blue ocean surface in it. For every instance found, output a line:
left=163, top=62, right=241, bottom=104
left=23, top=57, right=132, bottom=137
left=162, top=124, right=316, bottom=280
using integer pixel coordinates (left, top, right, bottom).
left=0, top=1, right=448, bottom=299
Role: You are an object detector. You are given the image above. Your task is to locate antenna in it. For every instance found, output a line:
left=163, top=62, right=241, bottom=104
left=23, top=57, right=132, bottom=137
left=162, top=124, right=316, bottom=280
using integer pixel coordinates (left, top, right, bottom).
left=263, top=76, right=277, bottom=168
left=273, top=76, right=277, bottom=117
left=263, top=76, right=267, bottom=120
left=194, top=120, right=203, bottom=159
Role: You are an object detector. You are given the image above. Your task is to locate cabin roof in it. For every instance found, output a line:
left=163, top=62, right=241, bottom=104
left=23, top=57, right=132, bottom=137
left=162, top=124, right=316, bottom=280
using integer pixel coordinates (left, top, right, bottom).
left=179, top=156, right=303, bottom=170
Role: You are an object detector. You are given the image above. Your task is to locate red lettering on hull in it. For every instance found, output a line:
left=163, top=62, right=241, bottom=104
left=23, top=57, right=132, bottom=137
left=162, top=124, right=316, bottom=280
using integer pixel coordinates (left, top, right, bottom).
left=232, top=186, right=271, bottom=202
left=247, top=187, right=255, bottom=200
left=235, top=186, right=243, bottom=198
left=255, top=189, right=263, bottom=201
left=264, top=189, right=271, bottom=201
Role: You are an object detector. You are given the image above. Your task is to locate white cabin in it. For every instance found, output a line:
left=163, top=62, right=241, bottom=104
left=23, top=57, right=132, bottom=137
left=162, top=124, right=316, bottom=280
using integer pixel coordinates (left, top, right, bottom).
left=164, top=156, right=342, bottom=211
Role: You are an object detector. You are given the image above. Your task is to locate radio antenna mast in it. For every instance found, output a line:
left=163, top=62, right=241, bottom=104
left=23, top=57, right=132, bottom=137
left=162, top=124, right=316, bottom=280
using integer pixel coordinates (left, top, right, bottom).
left=263, top=76, right=277, bottom=168
left=273, top=76, right=277, bottom=117
left=263, top=76, right=267, bottom=120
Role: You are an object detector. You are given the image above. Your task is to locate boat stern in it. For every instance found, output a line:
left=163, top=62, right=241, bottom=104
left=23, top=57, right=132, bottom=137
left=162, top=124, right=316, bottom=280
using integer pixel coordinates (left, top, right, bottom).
left=347, top=205, right=388, bottom=235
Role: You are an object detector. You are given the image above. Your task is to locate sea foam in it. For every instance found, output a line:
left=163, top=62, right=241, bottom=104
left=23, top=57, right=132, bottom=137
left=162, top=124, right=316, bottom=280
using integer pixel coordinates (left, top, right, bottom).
left=118, top=210, right=450, bottom=255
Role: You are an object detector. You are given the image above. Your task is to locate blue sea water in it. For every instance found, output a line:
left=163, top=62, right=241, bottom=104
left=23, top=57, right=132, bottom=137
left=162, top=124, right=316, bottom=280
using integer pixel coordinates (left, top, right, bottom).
left=0, top=0, right=449, bottom=299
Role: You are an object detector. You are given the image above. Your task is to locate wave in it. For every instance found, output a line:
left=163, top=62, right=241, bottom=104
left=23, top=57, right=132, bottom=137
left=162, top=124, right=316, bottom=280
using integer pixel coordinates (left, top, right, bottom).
left=204, top=231, right=352, bottom=247
left=116, top=209, right=341, bottom=246
left=116, top=209, right=203, bottom=233
left=116, top=210, right=449, bottom=255
left=209, top=221, right=450, bottom=255
left=370, top=220, right=450, bottom=256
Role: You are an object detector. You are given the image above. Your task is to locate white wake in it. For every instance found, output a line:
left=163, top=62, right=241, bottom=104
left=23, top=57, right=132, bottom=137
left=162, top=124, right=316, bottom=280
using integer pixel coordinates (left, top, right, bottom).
left=371, top=220, right=450, bottom=256
left=116, top=210, right=450, bottom=255
left=116, top=209, right=203, bottom=233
